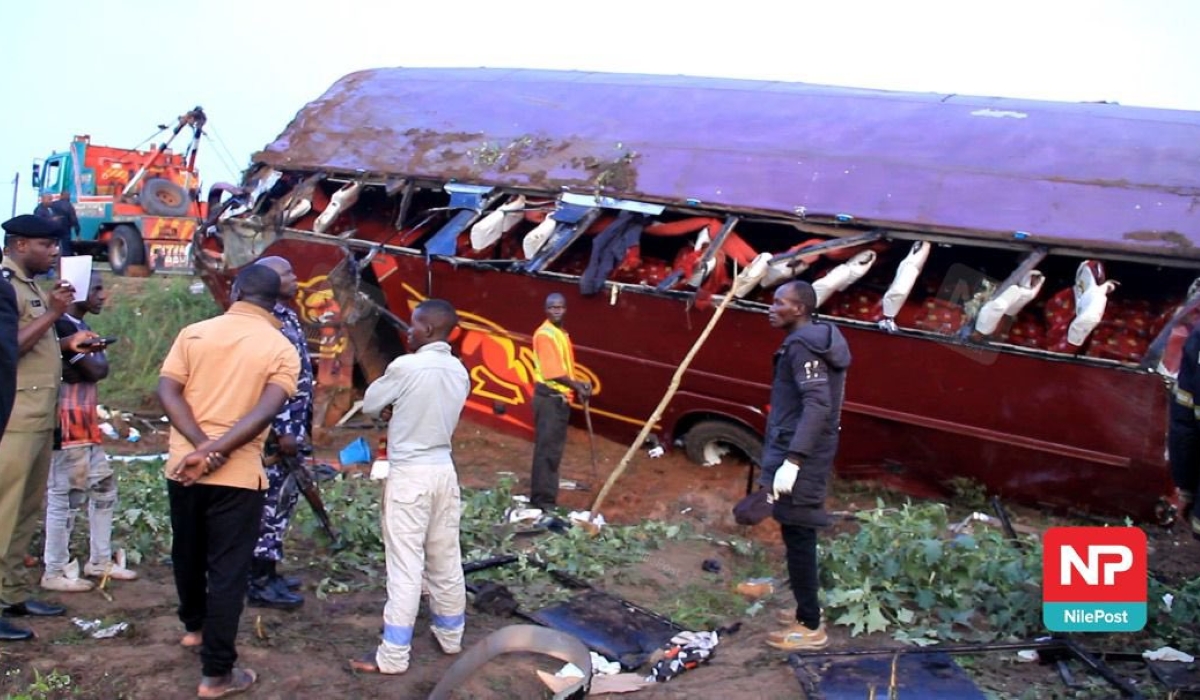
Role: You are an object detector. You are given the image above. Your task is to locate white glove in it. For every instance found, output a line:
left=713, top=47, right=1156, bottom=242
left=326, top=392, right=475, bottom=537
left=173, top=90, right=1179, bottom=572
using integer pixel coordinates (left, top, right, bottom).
left=772, top=459, right=801, bottom=498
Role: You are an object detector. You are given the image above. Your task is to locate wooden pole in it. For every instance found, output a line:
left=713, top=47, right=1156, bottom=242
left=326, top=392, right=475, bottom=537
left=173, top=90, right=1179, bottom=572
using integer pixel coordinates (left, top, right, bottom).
left=590, top=288, right=740, bottom=515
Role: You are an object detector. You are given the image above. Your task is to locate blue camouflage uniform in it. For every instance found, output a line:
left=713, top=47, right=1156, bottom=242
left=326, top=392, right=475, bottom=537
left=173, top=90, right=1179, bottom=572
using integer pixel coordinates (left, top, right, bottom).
left=253, top=303, right=314, bottom=561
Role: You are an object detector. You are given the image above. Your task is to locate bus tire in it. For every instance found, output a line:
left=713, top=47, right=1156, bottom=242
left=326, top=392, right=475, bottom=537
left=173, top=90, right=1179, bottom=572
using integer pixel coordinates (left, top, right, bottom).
left=683, top=420, right=762, bottom=468
left=109, top=225, right=146, bottom=276
left=141, top=178, right=191, bottom=217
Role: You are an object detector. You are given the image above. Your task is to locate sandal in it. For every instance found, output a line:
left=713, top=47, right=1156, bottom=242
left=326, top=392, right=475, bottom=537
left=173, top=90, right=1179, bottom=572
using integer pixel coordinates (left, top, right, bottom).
left=197, top=668, right=256, bottom=698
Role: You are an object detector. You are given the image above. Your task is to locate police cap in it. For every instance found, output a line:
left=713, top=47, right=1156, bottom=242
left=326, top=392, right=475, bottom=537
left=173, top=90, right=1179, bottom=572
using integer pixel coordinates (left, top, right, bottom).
left=2, top=214, right=61, bottom=239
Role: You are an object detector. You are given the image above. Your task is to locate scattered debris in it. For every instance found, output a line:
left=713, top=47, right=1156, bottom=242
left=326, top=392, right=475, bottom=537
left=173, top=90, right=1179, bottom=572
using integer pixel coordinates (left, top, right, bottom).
left=529, top=588, right=684, bottom=670
left=71, top=618, right=130, bottom=639
left=735, top=578, right=774, bottom=600
left=792, top=650, right=987, bottom=699
left=647, top=630, right=718, bottom=683
left=1143, top=646, right=1194, bottom=663
left=430, top=625, right=592, bottom=700
left=338, top=437, right=371, bottom=466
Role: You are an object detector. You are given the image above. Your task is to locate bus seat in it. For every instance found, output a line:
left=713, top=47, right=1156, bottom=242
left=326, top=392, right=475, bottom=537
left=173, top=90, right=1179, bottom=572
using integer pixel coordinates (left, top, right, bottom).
left=829, top=289, right=884, bottom=322
left=1084, top=328, right=1149, bottom=363
left=813, top=250, right=876, bottom=307
left=881, top=242, right=931, bottom=320
left=1068, top=280, right=1118, bottom=346
left=999, top=311, right=1047, bottom=349
left=974, top=270, right=1045, bottom=336
left=470, top=195, right=526, bottom=251
left=913, top=298, right=966, bottom=334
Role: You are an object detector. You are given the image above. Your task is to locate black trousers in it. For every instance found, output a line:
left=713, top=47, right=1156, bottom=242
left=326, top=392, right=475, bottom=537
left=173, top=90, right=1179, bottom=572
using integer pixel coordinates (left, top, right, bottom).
left=530, top=384, right=570, bottom=508
left=780, top=523, right=821, bottom=629
left=1169, top=417, right=1200, bottom=521
left=168, top=480, right=264, bottom=677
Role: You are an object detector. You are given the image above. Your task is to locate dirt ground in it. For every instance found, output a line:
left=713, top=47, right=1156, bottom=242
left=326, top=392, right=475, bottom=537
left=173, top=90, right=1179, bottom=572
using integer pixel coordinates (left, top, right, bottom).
left=1, top=417, right=1197, bottom=700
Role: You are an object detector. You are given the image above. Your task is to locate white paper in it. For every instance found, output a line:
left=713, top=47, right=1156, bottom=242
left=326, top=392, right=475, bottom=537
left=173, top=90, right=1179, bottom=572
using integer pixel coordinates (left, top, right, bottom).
left=60, top=255, right=93, bottom=302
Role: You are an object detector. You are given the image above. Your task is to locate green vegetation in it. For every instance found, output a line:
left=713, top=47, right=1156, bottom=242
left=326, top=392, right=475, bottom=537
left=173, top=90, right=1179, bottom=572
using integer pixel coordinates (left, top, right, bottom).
left=2, top=668, right=74, bottom=700
left=90, top=276, right=220, bottom=408
left=823, top=500, right=1043, bottom=643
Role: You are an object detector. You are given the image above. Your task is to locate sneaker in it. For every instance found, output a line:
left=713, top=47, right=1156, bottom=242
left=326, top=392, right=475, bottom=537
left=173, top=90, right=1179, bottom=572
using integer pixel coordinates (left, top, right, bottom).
left=765, top=623, right=828, bottom=651
left=84, top=550, right=138, bottom=581
left=40, top=573, right=94, bottom=593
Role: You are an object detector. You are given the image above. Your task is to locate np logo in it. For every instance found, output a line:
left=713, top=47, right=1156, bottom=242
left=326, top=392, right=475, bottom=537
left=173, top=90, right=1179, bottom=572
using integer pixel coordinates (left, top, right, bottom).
left=1042, top=527, right=1146, bottom=632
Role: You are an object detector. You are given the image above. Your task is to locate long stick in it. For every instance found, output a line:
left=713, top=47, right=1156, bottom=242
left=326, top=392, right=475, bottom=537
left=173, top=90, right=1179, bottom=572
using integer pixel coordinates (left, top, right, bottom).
left=590, top=289, right=739, bottom=515
left=583, top=400, right=600, bottom=484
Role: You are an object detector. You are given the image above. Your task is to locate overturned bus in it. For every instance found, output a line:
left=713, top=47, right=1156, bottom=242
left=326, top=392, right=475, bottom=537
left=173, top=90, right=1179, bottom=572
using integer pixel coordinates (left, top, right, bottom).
left=194, top=67, right=1200, bottom=522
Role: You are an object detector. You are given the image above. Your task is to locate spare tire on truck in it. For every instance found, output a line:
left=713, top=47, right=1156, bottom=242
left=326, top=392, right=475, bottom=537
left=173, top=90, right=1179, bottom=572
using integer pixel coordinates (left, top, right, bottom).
left=108, top=225, right=146, bottom=276
left=141, top=178, right=191, bottom=217
left=683, top=419, right=763, bottom=468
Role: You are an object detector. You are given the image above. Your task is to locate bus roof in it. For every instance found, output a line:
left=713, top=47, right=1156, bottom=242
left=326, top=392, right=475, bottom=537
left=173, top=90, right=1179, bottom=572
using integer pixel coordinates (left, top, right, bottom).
left=256, top=67, right=1200, bottom=258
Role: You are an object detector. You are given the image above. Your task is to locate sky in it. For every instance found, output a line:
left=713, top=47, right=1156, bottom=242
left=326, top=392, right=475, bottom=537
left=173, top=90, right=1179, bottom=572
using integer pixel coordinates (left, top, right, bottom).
left=1, top=0, right=1197, bottom=220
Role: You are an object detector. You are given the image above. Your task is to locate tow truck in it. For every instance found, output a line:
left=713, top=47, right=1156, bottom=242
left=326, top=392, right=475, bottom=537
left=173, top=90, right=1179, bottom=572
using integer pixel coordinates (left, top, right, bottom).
left=31, top=107, right=207, bottom=274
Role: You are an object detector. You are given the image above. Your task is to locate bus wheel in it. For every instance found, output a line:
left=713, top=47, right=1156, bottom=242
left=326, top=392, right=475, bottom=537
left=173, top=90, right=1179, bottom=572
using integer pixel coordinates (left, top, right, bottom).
left=109, top=225, right=146, bottom=276
left=683, top=420, right=762, bottom=468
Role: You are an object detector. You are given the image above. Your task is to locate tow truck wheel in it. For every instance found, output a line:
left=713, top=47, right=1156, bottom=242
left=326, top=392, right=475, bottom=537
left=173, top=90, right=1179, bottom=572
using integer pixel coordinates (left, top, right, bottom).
left=141, top=178, right=191, bottom=217
left=683, top=420, right=762, bottom=468
left=109, top=225, right=146, bottom=276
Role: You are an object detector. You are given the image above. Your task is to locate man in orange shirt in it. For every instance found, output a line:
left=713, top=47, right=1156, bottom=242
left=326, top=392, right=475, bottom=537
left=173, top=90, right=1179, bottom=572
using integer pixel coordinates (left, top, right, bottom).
left=157, top=265, right=300, bottom=699
left=529, top=293, right=590, bottom=510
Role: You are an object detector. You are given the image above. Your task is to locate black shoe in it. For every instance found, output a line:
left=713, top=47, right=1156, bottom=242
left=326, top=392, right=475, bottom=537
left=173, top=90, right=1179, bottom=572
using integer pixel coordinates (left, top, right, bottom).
left=4, top=600, right=65, bottom=617
left=247, top=577, right=303, bottom=610
left=0, top=619, right=33, bottom=641
left=280, top=574, right=303, bottom=591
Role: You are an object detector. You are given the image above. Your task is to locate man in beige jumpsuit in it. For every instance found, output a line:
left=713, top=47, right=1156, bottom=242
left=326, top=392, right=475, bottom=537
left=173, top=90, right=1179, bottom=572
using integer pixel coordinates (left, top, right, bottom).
left=352, top=298, right=470, bottom=675
left=0, top=215, right=96, bottom=640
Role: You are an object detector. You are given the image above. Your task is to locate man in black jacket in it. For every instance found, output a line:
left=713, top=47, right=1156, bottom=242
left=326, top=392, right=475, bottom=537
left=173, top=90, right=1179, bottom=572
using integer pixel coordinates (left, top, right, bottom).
left=760, top=280, right=851, bottom=652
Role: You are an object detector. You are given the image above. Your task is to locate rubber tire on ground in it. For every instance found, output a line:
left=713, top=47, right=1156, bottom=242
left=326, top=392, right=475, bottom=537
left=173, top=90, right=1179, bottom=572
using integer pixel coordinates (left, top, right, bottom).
left=140, top=178, right=191, bottom=217
left=108, top=225, right=146, bottom=276
left=683, top=420, right=763, bottom=467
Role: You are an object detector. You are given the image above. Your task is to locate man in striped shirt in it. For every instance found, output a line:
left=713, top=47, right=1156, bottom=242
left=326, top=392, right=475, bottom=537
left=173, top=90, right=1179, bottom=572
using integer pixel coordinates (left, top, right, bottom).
left=41, top=272, right=136, bottom=593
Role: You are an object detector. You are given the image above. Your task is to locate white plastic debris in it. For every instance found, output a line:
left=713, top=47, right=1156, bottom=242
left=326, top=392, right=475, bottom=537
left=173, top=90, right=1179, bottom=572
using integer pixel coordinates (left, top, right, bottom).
left=568, top=511, right=606, bottom=529
left=508, top=508, right=543, bottom=524
left=72, top=617, right=130, bottom=639
left=647, top=445, right=665, bottom=459
left=126, top=427, right=141, bottom=443
left=99, top=423, right=118, bottom=440
left=1016, top=649, right=1039, bottom=663
left=1143, top=646, right=1195, bottom=663
left=369, top=460, right=390, bottom=480
left=554, top=662, right=586, bottom=679
left=1162, top=593, right=1174, bottom=612
left=188, top=281, right=206, bottom=295
left=590, top=652, right=621, bottom=676
left=96, top=405, right=112, bottom=420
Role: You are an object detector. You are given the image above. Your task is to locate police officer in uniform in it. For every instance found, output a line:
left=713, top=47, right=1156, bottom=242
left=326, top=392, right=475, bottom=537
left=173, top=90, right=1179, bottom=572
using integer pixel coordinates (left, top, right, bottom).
left=0, top=250, right=16, bottom=439
left=0, top=215, right=96, bottom=641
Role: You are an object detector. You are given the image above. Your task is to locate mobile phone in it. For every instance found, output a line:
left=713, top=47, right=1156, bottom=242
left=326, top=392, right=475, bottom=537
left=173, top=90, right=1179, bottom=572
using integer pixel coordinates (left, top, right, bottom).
left=80, top=336, right=119, bottom=349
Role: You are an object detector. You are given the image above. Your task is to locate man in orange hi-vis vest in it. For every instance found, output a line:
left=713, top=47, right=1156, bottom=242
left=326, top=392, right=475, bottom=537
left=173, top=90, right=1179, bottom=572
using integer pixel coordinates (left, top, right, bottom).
left=529, top=293, right=590, bottom=510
